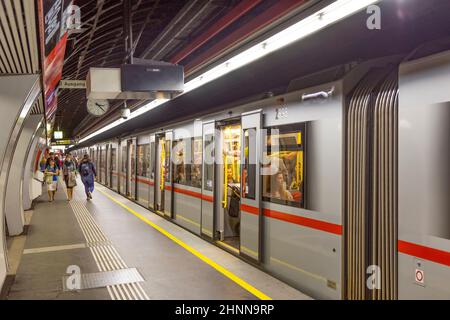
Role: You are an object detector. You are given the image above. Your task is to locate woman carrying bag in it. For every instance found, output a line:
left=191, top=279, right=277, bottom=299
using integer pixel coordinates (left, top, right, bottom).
left=45, top=158, right=59, bottom=202
left=63, top=153, right=77, bottom=201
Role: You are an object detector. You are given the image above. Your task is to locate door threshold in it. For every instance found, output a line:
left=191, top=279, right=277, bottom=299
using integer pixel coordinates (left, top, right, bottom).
left=216, top=241, right=240, bottom=254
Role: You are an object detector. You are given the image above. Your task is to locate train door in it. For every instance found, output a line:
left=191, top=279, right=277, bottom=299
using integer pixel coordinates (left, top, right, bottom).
left=215, top=119, right=242, bottom=253
left=96, top=147, right=100, bottom=177
left=239, top=110, right=262, bottom=262
left=155, top=134, right=166, bottom=214
left=163, top=131, right=173, bottom=218
left=105, top=144, right=110, bottom=186
left=148, top=134, right=156, bottom=210
left=201, top=121, right=215, bottom=239
left=101, top=145, right=106, bottom=184
left=119, top=140, right=127, bottom=196
left=110, top=143, right=118, bottom=191
left=127, top=138, right=137, bottom=199
left=136, top=135, right=150, bottom=207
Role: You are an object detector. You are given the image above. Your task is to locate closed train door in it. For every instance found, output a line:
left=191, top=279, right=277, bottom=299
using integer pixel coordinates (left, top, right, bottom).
left=105, top=144, right=110, bottom=186
left=128, top=138, right=137, bottom=199
left=149, top=134, right=156, bottom=210
left=215, top=119, right=242, bottom=253
left=136, top=135, right=150, bottom=207
left=201, top=121, right=215, bottom=239
left=110, top=142, right=118, bottom=191
left=239, top=110, right=262, bottom=262
left=163, top=131, right=173, bottom=218
left=100, top=145, right=106, bottom=184
left=119, top=140, right=127, bottom=196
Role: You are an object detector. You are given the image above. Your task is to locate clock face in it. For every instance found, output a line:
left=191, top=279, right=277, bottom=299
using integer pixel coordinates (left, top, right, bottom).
left=87, top=99, right=110, bottom=117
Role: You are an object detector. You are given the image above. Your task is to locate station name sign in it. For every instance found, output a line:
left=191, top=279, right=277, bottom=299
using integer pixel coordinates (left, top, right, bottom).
left=59, top=79, right=86, bottom=89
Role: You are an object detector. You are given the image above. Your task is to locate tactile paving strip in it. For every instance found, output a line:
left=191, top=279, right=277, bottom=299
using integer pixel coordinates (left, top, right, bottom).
left=68, top=196, right=150, bottom=300
left=62, top=268, right=144, bottom=291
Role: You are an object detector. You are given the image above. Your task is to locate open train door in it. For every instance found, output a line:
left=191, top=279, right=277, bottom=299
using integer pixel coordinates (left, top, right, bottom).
left=240, top=109, right=263, bottom=262
left=200, top=121, right=215, bottom=239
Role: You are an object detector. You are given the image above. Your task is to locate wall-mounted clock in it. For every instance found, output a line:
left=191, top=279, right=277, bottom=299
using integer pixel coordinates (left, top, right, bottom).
left=87, top=99, right=110, bottom=117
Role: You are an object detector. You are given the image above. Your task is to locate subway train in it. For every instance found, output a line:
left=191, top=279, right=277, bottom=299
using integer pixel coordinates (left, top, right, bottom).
left=74, top=45, right=450, bottom=300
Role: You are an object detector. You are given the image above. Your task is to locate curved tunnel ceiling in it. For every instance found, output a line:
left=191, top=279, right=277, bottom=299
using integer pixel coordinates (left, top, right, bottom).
left=57, top=0, right=307, bottom=140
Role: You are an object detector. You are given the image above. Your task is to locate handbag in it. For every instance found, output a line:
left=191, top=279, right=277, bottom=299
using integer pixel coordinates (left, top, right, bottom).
left=45, top=174, right=53, bottom=185
left=68, top=171, right=77, bottom=187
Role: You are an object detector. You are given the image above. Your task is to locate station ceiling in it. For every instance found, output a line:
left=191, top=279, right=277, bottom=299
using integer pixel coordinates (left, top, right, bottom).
left=55, top=0, right=310, bottom=140
left=73, top=0, right=450, bottom=148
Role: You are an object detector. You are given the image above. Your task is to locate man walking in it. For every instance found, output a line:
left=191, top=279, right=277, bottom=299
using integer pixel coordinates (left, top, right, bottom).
left=78, top=154, right=97, bottom=200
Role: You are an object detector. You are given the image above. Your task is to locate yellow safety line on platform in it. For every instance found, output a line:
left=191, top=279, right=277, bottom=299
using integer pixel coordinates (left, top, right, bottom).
left=97, top=188, right=272, bottom=300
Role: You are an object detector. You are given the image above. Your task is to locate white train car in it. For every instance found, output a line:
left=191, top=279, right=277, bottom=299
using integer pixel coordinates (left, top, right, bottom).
left=84, top=48, right=450, bottom=300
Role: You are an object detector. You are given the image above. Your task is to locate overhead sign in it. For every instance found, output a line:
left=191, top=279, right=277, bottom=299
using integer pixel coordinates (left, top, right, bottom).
left=60, top=79, right=86, bottom=89
left=54, top=131, right=63, bottom=139
left=53, top=139, right=72, bottom=145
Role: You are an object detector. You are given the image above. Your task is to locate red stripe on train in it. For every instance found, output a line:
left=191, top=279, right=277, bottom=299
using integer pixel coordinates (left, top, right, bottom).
left=162, top=185, right=213, bottom=202
left=398, top=240, right=450, bottom=267
left=136, top=177, right=155, bottom=186
left=241, top=204, right=342, bottom=235
left=265, top=208, right=342, bottom=235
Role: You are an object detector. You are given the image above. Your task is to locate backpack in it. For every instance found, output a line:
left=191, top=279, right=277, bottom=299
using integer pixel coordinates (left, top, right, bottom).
left=228, top=186, right=241, bottom=218
left=80, top=163, right=91, bottom=176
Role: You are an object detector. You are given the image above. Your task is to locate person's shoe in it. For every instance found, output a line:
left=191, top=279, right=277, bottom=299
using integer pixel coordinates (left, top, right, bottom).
left=88, top=192, right=93, bottom=199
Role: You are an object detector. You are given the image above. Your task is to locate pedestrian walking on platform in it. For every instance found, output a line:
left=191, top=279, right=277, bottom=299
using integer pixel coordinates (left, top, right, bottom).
left=63, top=153, right=77, bottom=201
left=78, top=154, right=96, bottom=200
left=45, top=158, right=59, bottom=202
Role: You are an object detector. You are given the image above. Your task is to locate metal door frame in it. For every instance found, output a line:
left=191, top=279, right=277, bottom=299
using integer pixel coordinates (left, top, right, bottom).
left=200, top=120, right=215, bottom=239
left=240, top=109, right=263, bottom=263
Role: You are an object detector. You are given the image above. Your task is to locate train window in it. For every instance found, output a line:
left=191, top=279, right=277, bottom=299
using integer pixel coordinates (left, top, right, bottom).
left=121, top=146, right=127, bottom=172
left=262, top=123, right=305, bottom=208
left=191, top=137, right=202, bottom=188
left=242, top=128, right=256, bottom=200
left=150, top=141, right=155, bottom=180
left=164, top=139, right=171, bottom=183
left=137, top=144, right=150, bottom=177
left=173, top=139, right=188, bottom=185
left=204, top=134, right=214, bottom=191
left=111, top=148, right=116, bottom=171
left=130, top=143, right=136, bottom=176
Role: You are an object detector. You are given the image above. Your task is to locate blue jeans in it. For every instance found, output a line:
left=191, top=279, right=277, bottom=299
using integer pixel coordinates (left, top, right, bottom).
left=81, top=175, right=94, bottom=195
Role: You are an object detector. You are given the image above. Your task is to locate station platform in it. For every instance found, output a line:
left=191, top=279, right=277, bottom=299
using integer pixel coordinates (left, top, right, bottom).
left=4, top=178, right=310, bottom=300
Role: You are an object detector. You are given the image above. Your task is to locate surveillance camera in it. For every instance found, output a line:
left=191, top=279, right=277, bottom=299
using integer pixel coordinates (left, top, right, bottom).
left=121, top=108, right=130, bottom=119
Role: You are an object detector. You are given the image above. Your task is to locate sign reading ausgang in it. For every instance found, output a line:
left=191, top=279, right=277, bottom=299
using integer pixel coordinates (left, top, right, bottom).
left=59, top=79, right=86, bottom=89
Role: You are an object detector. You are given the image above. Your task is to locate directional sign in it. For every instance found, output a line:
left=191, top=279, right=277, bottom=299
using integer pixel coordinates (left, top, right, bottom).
left=52, top=139, right=73, bottom=145
left=60, top=79, right=86, bottom=89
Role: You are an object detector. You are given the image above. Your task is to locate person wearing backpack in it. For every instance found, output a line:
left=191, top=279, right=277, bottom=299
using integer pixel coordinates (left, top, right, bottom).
left=78, top=154, right=97, bottom=200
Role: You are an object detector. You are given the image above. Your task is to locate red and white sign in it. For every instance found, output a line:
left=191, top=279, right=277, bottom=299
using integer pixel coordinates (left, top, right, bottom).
left=37, top=0, right=72, bottom=121
left=415, top=268, right=425, bottom=284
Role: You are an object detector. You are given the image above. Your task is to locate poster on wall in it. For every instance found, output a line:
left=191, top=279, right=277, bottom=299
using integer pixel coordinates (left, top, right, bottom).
left=37, top=0, right=74, bottom=120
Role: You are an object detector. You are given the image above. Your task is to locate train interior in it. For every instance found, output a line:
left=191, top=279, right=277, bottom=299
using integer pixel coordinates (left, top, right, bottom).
left=155, top=134, right=167, bottom=214
left=216, top=120, right=242, bottom=252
